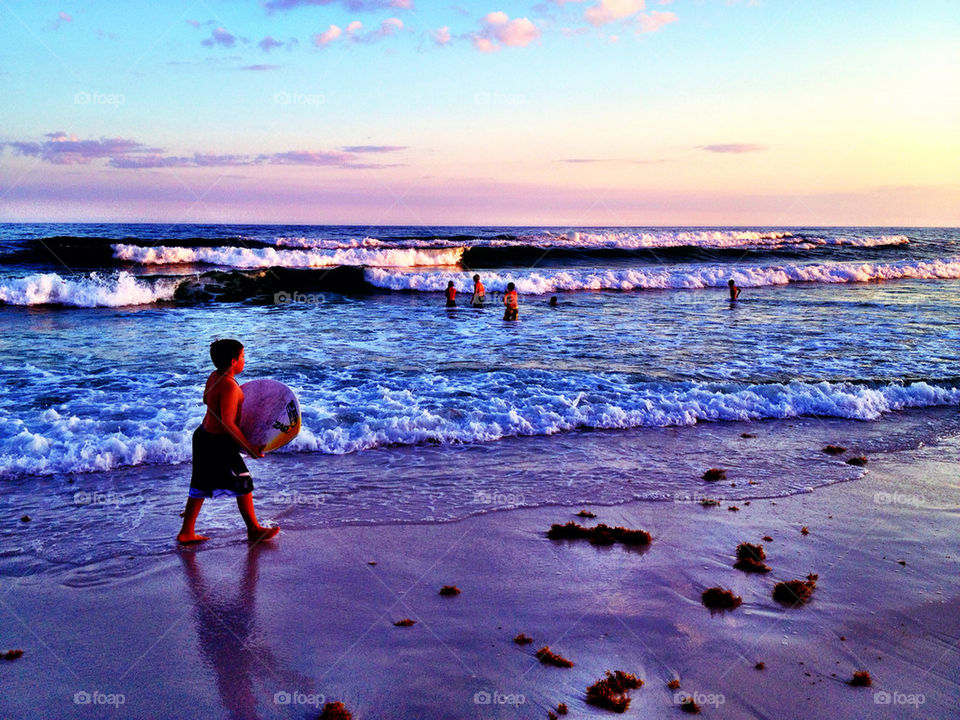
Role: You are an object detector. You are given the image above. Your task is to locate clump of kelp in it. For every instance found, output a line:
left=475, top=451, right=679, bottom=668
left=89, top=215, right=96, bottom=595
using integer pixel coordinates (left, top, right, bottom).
left=849, top=670, right=872, bottom=687
left=393, top=618, right=416, bottom=627
left=773, top=574, right=818, bottom=605
left=846, top=456, right=868, bottom=466
left=734, top=543, right=770, bottom=573
left=822, top=445, right=846, bottom=455
left=585, top=670, right=643, bottom=712
left=513, top=633, right=533, bottom=645
left=679, top=695, right=702, bottom=714
left=438, top=585, right=461, bottom=596
left=702, top=468, right=726, bottom=482
left=701, top=587, right=742, bottom=610
left=535, top=646, right=574, bottom=668
left=319, top=701, right=352, bottom=720
left=576, top=510, right=597, bottom=518
left=546, top=522, right=651, bottom=547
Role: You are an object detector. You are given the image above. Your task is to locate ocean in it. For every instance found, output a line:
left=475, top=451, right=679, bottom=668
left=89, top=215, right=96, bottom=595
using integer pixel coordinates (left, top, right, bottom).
left=2, top=224, right=959, bottom=577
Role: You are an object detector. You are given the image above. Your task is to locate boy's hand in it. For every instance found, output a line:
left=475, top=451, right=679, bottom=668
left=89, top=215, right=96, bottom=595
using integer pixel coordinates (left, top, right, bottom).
left=249, top=444, right=266, bottom=459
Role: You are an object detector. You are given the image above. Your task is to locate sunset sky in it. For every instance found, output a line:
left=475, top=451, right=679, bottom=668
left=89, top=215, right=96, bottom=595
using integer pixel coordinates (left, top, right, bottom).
left=1, top=0, right=958, bottom=225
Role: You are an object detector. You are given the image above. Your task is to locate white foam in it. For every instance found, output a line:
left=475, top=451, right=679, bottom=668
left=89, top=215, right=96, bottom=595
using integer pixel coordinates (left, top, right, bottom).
left=0, top=271, right=177, bottom=307
left=365, top=258, right=960, bottom=294
left=112, top=243, right=465, bottom=268
left=4, top=376, right=957, bottom=478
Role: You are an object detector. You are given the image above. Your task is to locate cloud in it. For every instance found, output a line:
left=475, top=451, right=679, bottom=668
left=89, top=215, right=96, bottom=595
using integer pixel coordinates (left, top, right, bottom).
left=559, top=157, right=664, bottom=164
left=584, top=0, right=645, bottom=26
left=240, top=64, right=281, bottom=71
left=314, top=24, right=343, bottom=46
left=265, top=0, right=412, bottom=12
left=202, top=27, right=237, bottom=48
left=341, top=145, right=407, bottom=152
left=472, top=11, right=539, bottom=52
left=698, top=143, right=768, bottom=154
left=431, top=26, right=451, bottom=45
left=258, top=36, right=284, bottom=52
left=637, top=10, right=676, bottom=32
left=49, top=11, right=73, bottom=30
left=1, top=133, right=404, bottom=170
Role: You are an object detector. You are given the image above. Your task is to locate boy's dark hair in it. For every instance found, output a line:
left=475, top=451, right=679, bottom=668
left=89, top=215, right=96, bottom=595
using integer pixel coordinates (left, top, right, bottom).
left=210, top=339, right=243, bottom=371
left=473, top=274, right=480, bottom=282
left=507, top=282, right=516, bottom=291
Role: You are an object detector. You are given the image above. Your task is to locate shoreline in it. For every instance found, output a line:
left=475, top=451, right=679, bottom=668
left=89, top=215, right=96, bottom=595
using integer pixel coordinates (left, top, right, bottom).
left=2, top=428, right=958, bottom=718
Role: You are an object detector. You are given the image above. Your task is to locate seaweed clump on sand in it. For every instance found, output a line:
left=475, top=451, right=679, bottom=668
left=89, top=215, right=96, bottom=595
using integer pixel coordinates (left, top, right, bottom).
left=667, top=679, right=680, bottom=690
left=546, top=522, right=651, bottom=547
left=679, top=696, right=702, bottom=714
left=702, top=468, right=726, bottom=482
left=773, top=574, right=818, bottom=605
left=849, top=670, right=872, bottom=687
left=846, top=456, right=868, bottom=466
left=576, top=510, right=597, bottom=518
left=823, top=445, right=846, bottom=455
left=699, top=498, right=720, bottom=507
left=3, top=649, right=23, bottom=660
left=535, top=646, right=574, bottom=668
left=585, top=670, right=643, bottom=712
left=702, top=587, right=742, bottom=610
left=801, top=526, right=809, bottom=535
left=393, top=618, right=416, bottom=627
left=727, top=505, right=740, bottom=512
left=734, top=543, right=770, bottom=573
left=319, top=701, right=352, bottom=720
left=513, top=633, right=533, bottom=645
left=754, top=662, right=765, bottom=670
left=438, top=585, right=461, bottom=596
left=557, top=702, right=568, bottom=714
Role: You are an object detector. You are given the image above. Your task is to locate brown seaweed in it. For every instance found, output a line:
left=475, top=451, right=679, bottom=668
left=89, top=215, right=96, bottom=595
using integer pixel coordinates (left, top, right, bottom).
left=701, top=587, right=742, bottom=610
left=734, top=543, right=771, bottom=573
left=702, top=468, right=726, bottom=482
left=846, top=456, right=867, bottom=466
left=438, top=585, right=461, bottom=596
left=393, top=618, right=416, bottom=627
left=773, top=574, right=818, bottom=605
left=535, top=646, right=574, bottom=668
left=822, top=445, right=846, bottom=455
left=546, top=522, right=651, bottom=547
left=680, top=696, right=702, bottom=714
left=849, top=670, right=872, bottom=687
left=513, top=633, right=533, bottom=645
left=585, top=671, right=643, bottom=713
left=576, top=510, right=597, bottom=518
left=3, top=649, right=23, bottom=660
left=319, top=701, right=352, bottom=720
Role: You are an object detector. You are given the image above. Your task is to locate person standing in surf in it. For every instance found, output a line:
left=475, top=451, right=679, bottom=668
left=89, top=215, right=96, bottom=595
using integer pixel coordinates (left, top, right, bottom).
left=728, top=279, right=741, bottom=301
left=177, top=339, right=279, bottom=544
left=503, top=282, right=519, bottom=321
left=445, top=281, right=457, bottom=308
left=471, top=274, right=485, bottom=307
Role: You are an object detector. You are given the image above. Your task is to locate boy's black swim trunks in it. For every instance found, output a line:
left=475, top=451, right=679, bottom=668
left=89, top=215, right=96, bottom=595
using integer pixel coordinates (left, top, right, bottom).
left=188, top=426, right=254, bottom=498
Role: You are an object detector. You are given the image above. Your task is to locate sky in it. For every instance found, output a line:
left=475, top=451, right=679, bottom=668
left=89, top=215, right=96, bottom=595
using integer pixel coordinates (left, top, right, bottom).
left=0, top=0, right=958, bottom=226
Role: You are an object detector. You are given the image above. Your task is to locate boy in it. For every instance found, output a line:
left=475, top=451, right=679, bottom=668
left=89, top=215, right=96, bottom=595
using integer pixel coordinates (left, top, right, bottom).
left=728, top=279, right=741, bottom=301
left=177, top=339, right=279, bottom=544
left=471, top=274, right=485, bottom=307
left=445, top=280, right=457, bottom=307
left=503, top=282, right=519, bottom=321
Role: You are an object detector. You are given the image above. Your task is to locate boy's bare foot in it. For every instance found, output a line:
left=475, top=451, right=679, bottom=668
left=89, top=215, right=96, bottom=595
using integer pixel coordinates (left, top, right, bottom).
left=247, top=525, right=279, bottom=542
left=177, top=532, right=210, bottom=544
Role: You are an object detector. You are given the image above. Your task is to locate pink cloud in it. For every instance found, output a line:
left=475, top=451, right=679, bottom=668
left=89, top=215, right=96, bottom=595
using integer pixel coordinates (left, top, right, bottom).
left=584, top=0, right=645, bottom=26
left=637, top=10, right=677, bottom=32
left=313, top=24, right=342, bottom=46
left=49, top=11, right=73, bottom=30
left=432, top=26, right=451, bottom=45
left=265, top=0, right=411, bottom=12
left=699, top=143, right=768, bottom=154
left=472, top=11, right=539, bottom=52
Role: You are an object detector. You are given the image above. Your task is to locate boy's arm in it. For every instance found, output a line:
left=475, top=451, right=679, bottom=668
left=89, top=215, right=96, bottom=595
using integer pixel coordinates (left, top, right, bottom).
left=216, top=384, right=264, bottom=458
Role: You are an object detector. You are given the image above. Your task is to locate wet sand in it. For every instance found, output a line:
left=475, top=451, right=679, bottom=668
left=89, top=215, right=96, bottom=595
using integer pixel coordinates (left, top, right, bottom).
left=1, top=436, right=958, bottom=718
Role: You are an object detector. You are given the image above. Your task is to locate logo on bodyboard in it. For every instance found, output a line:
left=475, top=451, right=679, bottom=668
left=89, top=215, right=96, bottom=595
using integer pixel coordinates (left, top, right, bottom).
left=272, top=400, right=300, bottom=436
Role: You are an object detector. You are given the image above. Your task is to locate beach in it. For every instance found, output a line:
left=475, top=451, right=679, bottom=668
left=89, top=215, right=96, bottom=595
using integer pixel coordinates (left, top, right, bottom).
left=2, top=416, right=958, bottom=719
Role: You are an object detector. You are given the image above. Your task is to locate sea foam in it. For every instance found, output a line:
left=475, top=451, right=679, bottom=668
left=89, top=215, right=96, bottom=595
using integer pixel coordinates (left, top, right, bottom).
left=0, top=271, right=177, bottom=307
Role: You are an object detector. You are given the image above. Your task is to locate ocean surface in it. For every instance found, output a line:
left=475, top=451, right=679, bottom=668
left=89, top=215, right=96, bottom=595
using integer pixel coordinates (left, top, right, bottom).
left=2, top=224, right=959, bottom=576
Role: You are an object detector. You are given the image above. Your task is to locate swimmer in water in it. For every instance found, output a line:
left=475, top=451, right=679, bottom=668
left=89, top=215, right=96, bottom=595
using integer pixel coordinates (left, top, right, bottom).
left=471, top=274, right=485, bottom=307
left=503, top=282, right=518, bottom=321
left=728, top=279, right=741, bottom=301
left=445, top=280, right=456, bottom=307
